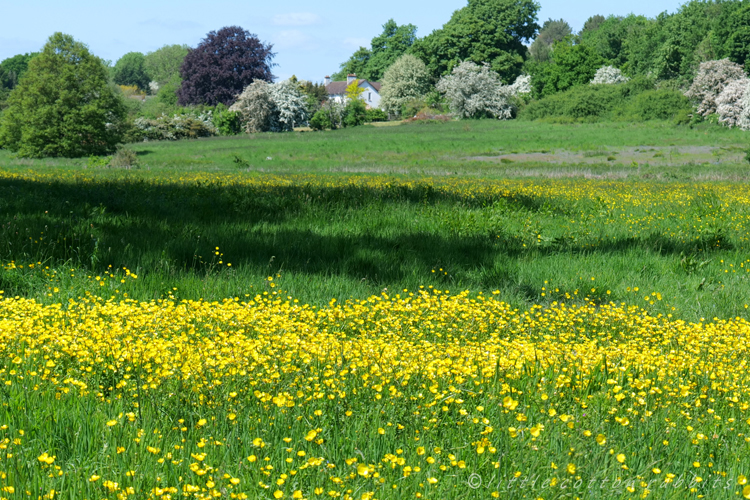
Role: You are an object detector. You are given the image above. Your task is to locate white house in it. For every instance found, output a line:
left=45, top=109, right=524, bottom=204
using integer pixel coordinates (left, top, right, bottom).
left=324, top=74, right=382, bottom=109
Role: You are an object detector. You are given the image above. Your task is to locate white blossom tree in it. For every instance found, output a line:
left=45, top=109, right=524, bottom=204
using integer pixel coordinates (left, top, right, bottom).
left=436, top=61, right=515, bottom=119
left=685, top=59, right=746, bottom=118
left=716, top=77, right=750, bottom=128
left=268, top=79, right=310, bottom=131
left=230, top=79, right=309, bottom=133
left=590, top=66, right=630, bottom=85
left=508, top=74, right=532, bottom=96
left=737, top=84, right=750, bottom=131
left=379, top=54, right=433, bottom=116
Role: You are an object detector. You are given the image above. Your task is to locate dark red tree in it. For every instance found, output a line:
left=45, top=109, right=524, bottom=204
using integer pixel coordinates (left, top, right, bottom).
left=178, top=26, right=275, bottom=106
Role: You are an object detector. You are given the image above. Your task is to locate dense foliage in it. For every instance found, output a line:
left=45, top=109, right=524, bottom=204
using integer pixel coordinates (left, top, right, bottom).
left=112, top=51, right=150, bottom=91
left=144, top=44, right=189, bottom=87
left=332, top=19, right=418, bottom=81
left=178, top=26, right=275, bottom=106
left=379, top=54, right=432, bottom=116
left=0, top=53, right=37, bottom=109
left=519, top=78, right=692, bottom=123
left=528, top=18, right=572, bottom=62
left=436, top=61, right=516, bottom=119
left=230, top=79, right=309, bottom=133
left=411, top=0, right=540, bottom=82
left=0, top=33, right=125, bottom=157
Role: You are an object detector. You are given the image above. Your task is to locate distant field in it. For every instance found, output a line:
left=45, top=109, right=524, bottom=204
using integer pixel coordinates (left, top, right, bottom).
left=2, top=120, right=750, bottom=499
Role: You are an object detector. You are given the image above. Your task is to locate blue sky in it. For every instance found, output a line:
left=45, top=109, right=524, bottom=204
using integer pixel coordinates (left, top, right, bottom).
left=2, top=0, right=686, bottom=82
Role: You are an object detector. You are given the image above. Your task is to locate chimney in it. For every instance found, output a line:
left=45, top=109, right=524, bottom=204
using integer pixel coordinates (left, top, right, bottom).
left=347, top=74, right=357, bottom=85
left=324, top=75, right=331, bottom=86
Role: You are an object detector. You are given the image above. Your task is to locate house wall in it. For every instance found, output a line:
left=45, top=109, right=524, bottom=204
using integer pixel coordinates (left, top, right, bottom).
left=328, top=81, right=382, bottom=109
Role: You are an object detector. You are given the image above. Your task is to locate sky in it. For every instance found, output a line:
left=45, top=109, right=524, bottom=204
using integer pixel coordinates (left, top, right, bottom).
left=2, top=0, right=687, bottom=82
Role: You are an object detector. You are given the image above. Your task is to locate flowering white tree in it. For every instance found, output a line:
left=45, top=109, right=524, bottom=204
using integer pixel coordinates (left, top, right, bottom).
left=379, top=54, right=433, bottom=116
left=436, top=61, right=515, bottom=119
left=737, top=84, right=750, bottom=131
left=685, top=59, right=746, bottom=118
left=716, top=77, right=750, bottom=128
left=508, top=74, right=532, bottom=96
left=268, top=80, right=310, bottom=131
left=590, top=66, right=629, bottom=85
left=230, top=79, right=309, bottom=132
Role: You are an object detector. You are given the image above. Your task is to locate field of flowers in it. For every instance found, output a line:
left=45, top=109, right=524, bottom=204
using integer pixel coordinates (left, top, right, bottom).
left=1, top=165, right=750, bottom=499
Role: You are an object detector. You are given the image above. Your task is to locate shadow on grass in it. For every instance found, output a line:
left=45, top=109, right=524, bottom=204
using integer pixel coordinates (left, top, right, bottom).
left=0, top=176, right=733, bottom=292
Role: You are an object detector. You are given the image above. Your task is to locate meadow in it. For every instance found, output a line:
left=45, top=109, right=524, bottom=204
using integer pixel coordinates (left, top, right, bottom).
left=2, top=120, right=750, bottom=499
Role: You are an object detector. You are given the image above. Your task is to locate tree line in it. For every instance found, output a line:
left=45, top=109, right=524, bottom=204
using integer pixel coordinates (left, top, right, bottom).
left=3, top=0, right=750, bottom=158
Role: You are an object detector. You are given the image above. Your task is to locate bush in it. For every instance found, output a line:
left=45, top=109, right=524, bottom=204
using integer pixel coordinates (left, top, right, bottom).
left=619, top=89, right=693, bottom=121
left=716, top=78, right=750, bottom=128
left=685, top=59, right=746, bottom=118
left=132, top=111, right=216, bottom=141
left=212, top=104, right=242, bottom=135
left=365, top=108, right=387, bottom=122
left=436, top=61, right=515, bottom=119
left=309, top=109, right=333, bottom=131
left=109, top=147, right=139, bottom=168
left=519, top=84, right=627, bottom=121
left=230, top=79, right=309, bottom=133
left=344, top=98, right=367, bottom=127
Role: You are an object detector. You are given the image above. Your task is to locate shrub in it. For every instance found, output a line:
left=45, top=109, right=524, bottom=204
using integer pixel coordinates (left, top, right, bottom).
left=309, top=109, right=333, bottom=131
left=132, top=111, right=216, bottom=141
left=344, top=98, right=367, bottom=127
left=716, top=78, right=750, bottom=128
left=230, top=79, right=309, bottom=133
left=520, top=84, right=626, bottom=121
left=737, top=84, right=750, bottom=130
left=365, top=108, right=387, bottom=122
left=109, top=147, right=139, bottom=168
left=685, top=59, right=746, bottom=118
left=590, top=66, right=629, bottom=85
left=436, top=61, right=515, bottom=119
left=212, top=104, right=242, bottom=135
left=621, top=89, right=693, bottom=121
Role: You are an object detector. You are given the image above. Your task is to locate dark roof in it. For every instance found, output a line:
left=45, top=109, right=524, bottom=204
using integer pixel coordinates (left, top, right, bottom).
left=326, top=79, right=381, bottom=95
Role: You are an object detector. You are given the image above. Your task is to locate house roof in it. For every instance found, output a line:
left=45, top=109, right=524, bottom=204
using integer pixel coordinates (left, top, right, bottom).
left=326, top=79, right=381, bottom=95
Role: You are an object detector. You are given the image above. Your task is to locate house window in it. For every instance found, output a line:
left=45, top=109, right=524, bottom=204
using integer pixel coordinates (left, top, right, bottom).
left=368, top=92, right=371, bottom=102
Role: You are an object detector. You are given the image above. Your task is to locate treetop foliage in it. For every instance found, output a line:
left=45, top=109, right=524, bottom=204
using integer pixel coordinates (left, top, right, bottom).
left=529, top=18, right=572, bottom=62
left=112, top=52, right=150, bottom=91
left=0, top=32, right=125, bottom=158
left=144, top=44, right=189, bottom=86
left=178, top=26, right=275, bottom=106
left=379, top=54, right=432, bottom=115
left=411, top=0, right=540, bottom=82
left=0, top=53, right=38, bottom=90
left=332, top=19, right=418, bottom=82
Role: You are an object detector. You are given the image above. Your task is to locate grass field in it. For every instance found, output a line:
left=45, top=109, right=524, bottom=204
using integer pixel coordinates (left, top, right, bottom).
left=2, top=120, right=750, bottom=499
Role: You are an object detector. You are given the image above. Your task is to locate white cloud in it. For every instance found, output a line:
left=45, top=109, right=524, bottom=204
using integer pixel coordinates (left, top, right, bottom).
left=272, top=12, right=321, bottom=26
left=343, top=37, right=369, bottom=49
left=272, top=30, right=317, bottom=51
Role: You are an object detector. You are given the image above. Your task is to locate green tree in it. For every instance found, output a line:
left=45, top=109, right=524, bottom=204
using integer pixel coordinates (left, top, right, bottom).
left=379, top=54, right=432, bottom=115
left=529, top=18, right=572, bottom=62
left=144, top=44, right=189, bottom=86
left=332, top=19, right=418, bottom=81
left=411, top=0, right=540, bottom=82
left=531, top=37, right=605, bottom=96
left=0, top=33, right=125, bottom=158
left=112, top=52, right=150, bottom=90
left=0, top=53, right=38, bottom=90
left=581, top=15, right=606, bottom=34
left=727, top=4, right=750, bottom=68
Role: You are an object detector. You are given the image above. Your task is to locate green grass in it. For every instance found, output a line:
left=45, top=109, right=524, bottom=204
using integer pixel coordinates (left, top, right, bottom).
left=3, top=119, right=750, bottom=499
left=0, top=119, right=749, bottom=321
